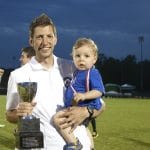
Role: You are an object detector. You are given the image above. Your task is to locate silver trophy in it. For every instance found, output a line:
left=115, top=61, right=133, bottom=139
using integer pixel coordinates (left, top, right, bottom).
left=18, top=82, right=37, bottom=103
left=14, top=82, right=44, bottom=149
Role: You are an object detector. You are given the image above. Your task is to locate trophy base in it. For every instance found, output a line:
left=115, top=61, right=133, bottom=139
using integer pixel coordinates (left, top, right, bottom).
left=14, top=131, right=44, bottom=149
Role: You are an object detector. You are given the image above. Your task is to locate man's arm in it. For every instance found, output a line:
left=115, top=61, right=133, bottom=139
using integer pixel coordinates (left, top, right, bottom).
left=6, top=102, right=36, bottom=124
left=59, top=101, right=106, bottom=130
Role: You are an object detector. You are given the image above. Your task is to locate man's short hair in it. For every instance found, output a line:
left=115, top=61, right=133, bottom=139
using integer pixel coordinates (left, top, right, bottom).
left=29, top=13, right=57, bottom=38
left=22, top=46, right=35, bottom=58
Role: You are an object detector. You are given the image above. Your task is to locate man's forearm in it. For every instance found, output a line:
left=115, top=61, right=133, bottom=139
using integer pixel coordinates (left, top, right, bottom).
left=6, top=109, right=18, bottom=123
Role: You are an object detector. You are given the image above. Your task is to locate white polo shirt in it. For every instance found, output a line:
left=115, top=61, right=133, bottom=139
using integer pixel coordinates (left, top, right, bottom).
left=6, top=55, right=91, bottom=150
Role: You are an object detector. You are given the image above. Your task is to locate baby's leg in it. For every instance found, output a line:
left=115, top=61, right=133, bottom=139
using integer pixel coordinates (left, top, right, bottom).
left=53, top=110, right=76, bottom=144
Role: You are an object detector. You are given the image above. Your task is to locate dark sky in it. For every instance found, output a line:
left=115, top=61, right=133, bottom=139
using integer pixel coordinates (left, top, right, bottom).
left=0, top=0, right=150, bottom=68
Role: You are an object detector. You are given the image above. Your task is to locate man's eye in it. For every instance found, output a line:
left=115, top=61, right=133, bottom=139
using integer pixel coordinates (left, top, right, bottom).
left=48, top=35, right=54, bottom=39
left=85, top=55, right=90, bottom=57
left=36, top=36, right=42, bottom=39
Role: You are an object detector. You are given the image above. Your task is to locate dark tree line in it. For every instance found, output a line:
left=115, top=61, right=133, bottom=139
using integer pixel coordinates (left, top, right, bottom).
left=95, top=54, right=150, bottom=92
left=0, top=54, right=150, bottom=94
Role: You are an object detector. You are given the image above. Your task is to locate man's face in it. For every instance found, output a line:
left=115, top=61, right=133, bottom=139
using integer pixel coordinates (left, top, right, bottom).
left=19, top=52, right=31, bottom=66
left=29, top=25, right=57, bottom=60
left=0, top=68, right=4, bottom=77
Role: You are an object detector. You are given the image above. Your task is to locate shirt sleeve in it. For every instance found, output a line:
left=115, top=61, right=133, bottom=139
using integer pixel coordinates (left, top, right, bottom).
left=89, top=68, right=105, bottom=94
left=6, top=72, right=20, bottom=110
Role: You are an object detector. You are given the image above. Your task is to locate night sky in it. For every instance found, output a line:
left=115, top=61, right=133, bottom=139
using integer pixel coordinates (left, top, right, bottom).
left=0, top=0, right=150, bottom=68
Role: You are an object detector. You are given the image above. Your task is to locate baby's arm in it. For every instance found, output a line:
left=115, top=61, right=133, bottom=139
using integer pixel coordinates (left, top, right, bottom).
left=73, top=90, right=102, bottom=103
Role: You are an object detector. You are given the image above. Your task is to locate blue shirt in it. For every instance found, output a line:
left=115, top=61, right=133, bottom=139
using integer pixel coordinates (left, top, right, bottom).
left=64, top=67, right=105, bottom=110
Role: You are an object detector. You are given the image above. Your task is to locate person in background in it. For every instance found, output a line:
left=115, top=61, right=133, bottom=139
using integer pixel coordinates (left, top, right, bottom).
left=91, top=118, right=99, bottom=138
left=0, top=68, right=4, bottom=83
left=0, top=68, right=5, bottom=128
left=53, top=38, right=105, bottom=150
left=19, top=46, right=35, bottom=66
left=6, top=14, right=105, bottom=150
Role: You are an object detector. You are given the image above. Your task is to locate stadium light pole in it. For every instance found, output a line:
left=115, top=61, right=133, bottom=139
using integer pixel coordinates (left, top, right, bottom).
left=138, top=36, right=144, bottom=91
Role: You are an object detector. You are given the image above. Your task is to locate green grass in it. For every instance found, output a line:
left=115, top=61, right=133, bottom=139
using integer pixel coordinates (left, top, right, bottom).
left=0, top=96, right=16, bottom=149
left=90, top=98, right=150, bottom=150
left=0, top=96, right=150, bottom=150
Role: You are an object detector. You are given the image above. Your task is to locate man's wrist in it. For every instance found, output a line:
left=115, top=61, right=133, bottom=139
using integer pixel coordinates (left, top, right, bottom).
left=6, top=109, right=18, bottom=123
left=86, top=106, right=94, bottom=119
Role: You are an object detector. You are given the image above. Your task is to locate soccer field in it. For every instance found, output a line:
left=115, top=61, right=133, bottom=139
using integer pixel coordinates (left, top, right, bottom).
left=0, top=95, right=150, bottom=150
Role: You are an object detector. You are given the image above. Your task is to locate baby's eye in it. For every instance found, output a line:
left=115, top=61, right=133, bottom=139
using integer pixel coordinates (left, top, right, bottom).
left=75, top=54, right=80, bottom=58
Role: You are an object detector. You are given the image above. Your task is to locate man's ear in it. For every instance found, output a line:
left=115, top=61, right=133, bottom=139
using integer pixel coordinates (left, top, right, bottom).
left=29, top=38, right=33, bottom=46
left=54, top=37, right=57, bottom=46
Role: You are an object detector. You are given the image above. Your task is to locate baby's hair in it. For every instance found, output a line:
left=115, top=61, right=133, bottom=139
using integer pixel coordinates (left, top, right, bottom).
left=71, top=37, right=99, bottom=59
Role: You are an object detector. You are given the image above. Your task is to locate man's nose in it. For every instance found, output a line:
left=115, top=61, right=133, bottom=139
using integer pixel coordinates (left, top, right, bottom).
left=42, top=37, right=49, bottom=45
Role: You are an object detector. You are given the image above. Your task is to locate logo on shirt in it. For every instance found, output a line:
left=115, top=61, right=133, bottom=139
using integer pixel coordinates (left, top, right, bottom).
left=63, top=77, right=72, bottom=88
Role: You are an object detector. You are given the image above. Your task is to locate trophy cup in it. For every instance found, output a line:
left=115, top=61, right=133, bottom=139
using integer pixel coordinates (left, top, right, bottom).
left=14, top=82, right=44, bottom=149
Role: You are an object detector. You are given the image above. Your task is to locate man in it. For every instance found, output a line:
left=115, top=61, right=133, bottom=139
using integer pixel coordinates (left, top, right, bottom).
left=0, top=68, right=5, bottom=128
left=91, top=118, right=99, bottom=138
left=6, top=13, right=105, bottom=149
left=0, top=68, right=4, bottom=84
left=19, top=46, right=35, bottom=66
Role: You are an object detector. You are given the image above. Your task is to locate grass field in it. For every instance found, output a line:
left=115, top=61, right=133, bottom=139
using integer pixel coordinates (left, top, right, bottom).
left=0, top=95, right=150, bottom=150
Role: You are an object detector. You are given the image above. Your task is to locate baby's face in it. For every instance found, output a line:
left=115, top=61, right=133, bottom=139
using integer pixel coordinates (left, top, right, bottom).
left=72, top=45, right=97, bottom=70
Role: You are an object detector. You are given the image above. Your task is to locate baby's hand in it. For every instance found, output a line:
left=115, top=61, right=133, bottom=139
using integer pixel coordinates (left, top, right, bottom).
left=73, top=93, right=85, bottom=103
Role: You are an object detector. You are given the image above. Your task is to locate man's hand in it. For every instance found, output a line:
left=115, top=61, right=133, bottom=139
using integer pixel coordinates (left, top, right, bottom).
left=17, top=101, right=36, bottom=117
left=6, top=101, right=36, bottom=123
left=52, top=100, right=106, bottom=133
left=60, top=106, right=89, bottom=131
